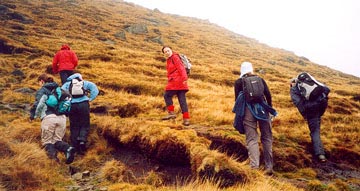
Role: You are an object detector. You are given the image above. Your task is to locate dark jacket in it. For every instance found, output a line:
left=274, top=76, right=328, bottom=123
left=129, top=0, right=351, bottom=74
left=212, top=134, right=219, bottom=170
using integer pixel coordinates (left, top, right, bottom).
left=233, top=91, right=277, bottom=134
left=30, top=82, right=58, bottom=119
left=290, top=85, right=329, bottom=119
left=234, top=74, right=272, bottom=107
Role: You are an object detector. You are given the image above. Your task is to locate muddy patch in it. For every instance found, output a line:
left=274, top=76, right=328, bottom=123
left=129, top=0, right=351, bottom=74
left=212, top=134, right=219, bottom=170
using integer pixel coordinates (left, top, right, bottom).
left=107, top=136, right=193, bottom=186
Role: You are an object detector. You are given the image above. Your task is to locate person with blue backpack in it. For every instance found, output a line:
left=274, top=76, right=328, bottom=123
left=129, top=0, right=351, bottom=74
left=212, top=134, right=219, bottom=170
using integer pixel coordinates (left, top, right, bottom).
left=29, top=73, right=75, bottom=164
left=62, top=73, right=99, bottom=155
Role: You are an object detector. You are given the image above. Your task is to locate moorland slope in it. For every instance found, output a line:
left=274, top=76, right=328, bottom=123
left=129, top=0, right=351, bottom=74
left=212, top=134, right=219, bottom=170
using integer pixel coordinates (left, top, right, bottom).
left=0, top=0, right=359, bottom=190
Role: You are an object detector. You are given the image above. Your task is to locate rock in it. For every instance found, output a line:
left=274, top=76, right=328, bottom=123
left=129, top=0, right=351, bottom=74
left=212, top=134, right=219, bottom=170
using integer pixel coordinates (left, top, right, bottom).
left=82, top=170, right=90, bottom=178
left=124, top=24, right=148, bottom=34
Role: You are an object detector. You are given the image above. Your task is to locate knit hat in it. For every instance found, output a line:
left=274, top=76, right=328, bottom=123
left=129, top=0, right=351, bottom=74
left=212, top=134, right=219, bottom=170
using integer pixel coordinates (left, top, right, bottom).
left=240, top=62, right=253, bottom=78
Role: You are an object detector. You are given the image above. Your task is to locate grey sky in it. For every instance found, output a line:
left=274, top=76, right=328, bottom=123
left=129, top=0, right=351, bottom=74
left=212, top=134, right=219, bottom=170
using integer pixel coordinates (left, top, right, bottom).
left=125, top=0, right=360, bottom=77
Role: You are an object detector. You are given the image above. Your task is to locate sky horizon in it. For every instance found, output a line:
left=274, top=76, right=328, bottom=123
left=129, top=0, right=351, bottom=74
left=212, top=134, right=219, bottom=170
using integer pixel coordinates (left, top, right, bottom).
left=124, top=0, right=360, bottom=77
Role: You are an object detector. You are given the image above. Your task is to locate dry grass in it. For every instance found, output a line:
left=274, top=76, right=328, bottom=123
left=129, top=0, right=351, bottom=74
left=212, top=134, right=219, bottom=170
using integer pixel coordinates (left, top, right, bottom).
left=0, top=0, right=359, bottom=190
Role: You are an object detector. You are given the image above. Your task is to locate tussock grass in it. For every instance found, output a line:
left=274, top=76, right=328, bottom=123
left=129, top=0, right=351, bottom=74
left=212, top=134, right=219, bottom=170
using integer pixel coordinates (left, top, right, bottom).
left=0, top=0, right=359, bottom=190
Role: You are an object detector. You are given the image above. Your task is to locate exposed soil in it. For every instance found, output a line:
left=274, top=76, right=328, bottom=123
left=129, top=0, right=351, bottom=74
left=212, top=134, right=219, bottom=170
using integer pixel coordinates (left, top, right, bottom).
left=109, top=139, right=193, bottom=186
left=98, top=124, right=360, bottom=190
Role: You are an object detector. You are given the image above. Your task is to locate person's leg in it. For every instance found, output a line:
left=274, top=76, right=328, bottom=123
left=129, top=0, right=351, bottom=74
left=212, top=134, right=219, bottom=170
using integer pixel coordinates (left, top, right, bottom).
left=162, top=90, right=177, bottom=120
left=77, top=101, right=90, bottom=154
left=259, top=117, right=273, bottom=172
left=53, top=115, right=75, bottom=164
left=307, top=117, right=325, bottom=156
left=53, top=115, right=66, bottom=143
left=41, top=115, right=59, bottom=162
left=243, top=107, right=260, bottom=169
left=54, top=141, right=75, bottom=164
left=177, top=90, right=190, bottom=125
left=69, top=103, right=81, bottom=151
left=59, top=70, right=74, bottom=84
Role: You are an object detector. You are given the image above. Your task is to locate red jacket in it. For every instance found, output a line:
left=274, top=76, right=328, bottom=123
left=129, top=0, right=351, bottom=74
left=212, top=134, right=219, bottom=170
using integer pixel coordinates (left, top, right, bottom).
left=165, top=53, right=189, bottom=90
left=52, top=44, right=78, bottom=74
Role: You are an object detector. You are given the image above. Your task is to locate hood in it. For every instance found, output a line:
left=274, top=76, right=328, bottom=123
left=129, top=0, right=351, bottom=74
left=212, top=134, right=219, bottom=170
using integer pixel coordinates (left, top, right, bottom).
left=66, top=73, right=83, bottom=82
left=43, top=82, right=59, bottom=91
left=60, top=44, right=70, bottom=50
left=240, top=61, right=253, bottom=78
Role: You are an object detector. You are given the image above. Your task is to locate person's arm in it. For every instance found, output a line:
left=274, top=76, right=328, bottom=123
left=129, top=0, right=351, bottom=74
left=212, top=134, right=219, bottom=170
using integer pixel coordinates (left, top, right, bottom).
left=262, top=78, right=272, bottom=107
left=290, top=86, right=307, bottom=117
left=84, top=81, right=99, bottom=101
left=52, top=53, right=59, bottom=74
left=72, top=51, right=78, bottom=68
left=30, top=90, right=44, bottom=120
left=34, top=95, right=48, bottom=119
left=234, top=79, right=242, bottom=101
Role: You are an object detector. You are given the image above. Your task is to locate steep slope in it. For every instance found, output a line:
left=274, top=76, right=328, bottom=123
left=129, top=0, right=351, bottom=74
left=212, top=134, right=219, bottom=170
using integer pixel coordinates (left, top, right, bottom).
left=0, top=0, right=359, bottom=190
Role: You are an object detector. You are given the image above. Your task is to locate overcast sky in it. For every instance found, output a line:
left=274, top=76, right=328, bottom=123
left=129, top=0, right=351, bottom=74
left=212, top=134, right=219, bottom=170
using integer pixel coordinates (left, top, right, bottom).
left=124, top=0, right=360, bottom=77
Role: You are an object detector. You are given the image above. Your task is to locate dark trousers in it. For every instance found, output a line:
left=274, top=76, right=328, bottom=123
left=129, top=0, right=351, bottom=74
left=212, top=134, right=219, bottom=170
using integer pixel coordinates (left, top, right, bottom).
left=59, top=70, right=74, bottom=85
left=307, top=116, right=325, bottom=156
left=69, top=101, right=90, bottom=150
left=164, top=90, right=188, bottom=113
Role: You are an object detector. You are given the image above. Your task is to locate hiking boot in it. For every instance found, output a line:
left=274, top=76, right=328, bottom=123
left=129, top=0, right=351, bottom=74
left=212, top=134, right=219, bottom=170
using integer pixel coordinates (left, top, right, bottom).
left=318, top=154, right=327, bottom=163
left=162, top=112, right=176, bottom=120
left=264, top=168, right=274, bottom=176
left=182, top=119, right=190, bottom=126
left=65, top=147, right=75, bottom=164
left=78, top=142, right=86, bottom=155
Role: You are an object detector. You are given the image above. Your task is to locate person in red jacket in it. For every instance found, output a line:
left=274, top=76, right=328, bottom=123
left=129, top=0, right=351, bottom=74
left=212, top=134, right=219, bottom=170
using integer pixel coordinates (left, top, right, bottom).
left=161, top=46, right=190, bottom=126
left=52, top=44, right=78, bottom=84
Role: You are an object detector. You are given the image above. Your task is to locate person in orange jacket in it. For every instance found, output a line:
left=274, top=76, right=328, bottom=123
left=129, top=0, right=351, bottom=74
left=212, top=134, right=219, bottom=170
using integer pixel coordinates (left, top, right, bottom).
left=52, top=44, right=78, bottom=84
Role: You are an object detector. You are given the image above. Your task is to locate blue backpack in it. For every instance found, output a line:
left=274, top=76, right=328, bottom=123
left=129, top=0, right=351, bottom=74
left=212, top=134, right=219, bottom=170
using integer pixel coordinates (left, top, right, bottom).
left=46, top=87, right=72, bottom=115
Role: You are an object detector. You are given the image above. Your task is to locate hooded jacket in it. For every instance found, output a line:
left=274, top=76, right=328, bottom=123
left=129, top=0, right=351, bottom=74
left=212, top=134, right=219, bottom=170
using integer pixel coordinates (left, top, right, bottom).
left=30, top=82, right=58, bottom=119
left=290, top=85, right=328, bottom=119
left=165, top=53, right=189, bottom=91
left=61, top=73, right=99, bottom=104
left=52, top=44, right=78, bottom=74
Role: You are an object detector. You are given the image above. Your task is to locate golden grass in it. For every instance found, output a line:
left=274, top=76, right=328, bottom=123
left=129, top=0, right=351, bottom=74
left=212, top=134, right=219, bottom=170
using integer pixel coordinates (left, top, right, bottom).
left=0, top=0, right=359, bottom=190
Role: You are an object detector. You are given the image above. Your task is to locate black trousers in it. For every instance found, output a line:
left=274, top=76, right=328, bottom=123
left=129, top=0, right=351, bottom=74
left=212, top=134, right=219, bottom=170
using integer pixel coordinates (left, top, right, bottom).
left=69, top=101, right=90, bottom=150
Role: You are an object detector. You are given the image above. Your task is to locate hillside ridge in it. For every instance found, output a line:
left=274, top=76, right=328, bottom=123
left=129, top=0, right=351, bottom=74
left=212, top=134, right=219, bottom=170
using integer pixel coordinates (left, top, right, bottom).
left=0, top=0, right=359, bottom=190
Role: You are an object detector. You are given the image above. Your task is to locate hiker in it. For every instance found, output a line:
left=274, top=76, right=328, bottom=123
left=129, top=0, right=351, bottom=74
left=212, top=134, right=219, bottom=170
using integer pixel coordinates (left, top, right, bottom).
left=161, top=46, right=190, bottom=126
left=52, top=44, right=78, bottom=84
left=290, top=75, right=329, bottom=162
left=29, top=74, right=75, bottom=164
left=233, top=62, right=277, bottom=175
left=61, top=73, right=99, bottom=155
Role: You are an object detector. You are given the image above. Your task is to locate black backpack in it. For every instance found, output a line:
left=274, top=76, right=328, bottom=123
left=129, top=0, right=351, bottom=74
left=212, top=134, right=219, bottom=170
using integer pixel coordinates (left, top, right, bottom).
left=296, top=72, right=330, bottom=101
left=242, top=75, right=265, bottom=103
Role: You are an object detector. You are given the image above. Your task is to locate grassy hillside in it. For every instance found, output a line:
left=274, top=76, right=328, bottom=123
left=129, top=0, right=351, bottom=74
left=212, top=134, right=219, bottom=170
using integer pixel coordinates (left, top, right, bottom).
left=0, top=0, right=359, bottom=190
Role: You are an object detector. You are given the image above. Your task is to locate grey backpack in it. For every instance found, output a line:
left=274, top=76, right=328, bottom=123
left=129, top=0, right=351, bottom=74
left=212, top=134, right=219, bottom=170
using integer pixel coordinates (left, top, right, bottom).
left=69, top=78, right=85, bottom=98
